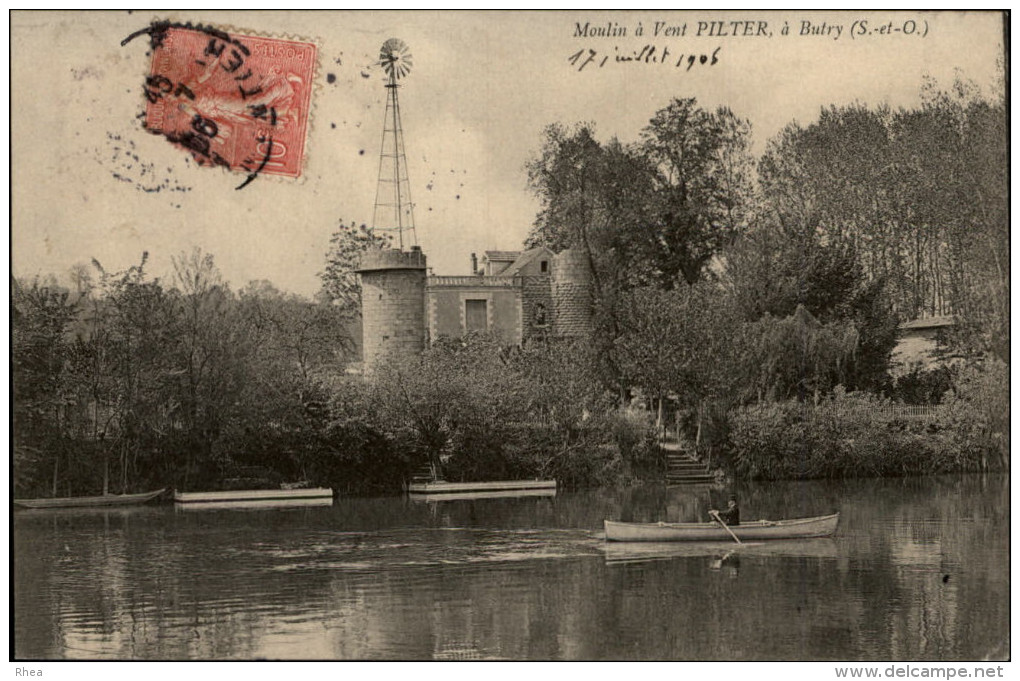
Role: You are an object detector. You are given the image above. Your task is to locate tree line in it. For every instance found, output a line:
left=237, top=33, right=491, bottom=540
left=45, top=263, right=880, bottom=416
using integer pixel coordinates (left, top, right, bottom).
left=523, top=77, right=1007, bottom=468
left=13, top=250, right=353, bottom=497
left=12, top=75, right=1007, bottom=496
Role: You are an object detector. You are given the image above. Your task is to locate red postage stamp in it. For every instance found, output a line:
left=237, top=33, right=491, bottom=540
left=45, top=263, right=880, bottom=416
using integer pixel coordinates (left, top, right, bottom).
left=137, top=23, right=316, bottom=184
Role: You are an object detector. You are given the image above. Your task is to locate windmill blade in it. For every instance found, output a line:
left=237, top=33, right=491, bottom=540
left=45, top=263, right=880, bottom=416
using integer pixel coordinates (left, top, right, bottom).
left=379, top=38, right=413, bottom=79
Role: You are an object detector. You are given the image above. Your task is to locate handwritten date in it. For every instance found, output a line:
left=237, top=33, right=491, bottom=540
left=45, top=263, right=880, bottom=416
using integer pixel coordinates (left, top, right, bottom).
left=568, top=45, right=720, bottom=72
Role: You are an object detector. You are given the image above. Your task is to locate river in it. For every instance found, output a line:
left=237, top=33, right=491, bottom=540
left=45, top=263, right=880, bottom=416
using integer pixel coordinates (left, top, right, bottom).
left=13, top=474, right=1008, bottom=660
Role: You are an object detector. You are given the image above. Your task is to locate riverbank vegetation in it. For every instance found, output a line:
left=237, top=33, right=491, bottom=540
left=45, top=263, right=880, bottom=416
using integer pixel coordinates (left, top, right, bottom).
left=13, top=76, right=1007, bottom=496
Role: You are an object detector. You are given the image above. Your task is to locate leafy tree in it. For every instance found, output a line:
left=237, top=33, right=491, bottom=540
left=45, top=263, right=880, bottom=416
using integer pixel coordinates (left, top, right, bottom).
left=742, top=305, right=861, bottom=404
left=639, top=98, right=755, bottom=287
left=365, top=333, right=511, bottom=479
left=526, top=101, right=754, bottom=292
left=239, top=281, right=352, bottom=387
left=616, top=282, right=747, bottom=446
left=723, top=225, right=899, bottom=391
left=525, top=124, right=653, bottom=392
left=319, top=220, right=391, bottom=310
left=757, top=79, right=1007, bottom=362
left=228, top=282, right=353, bottom=481
left=524, top=102, right=754, bottom=393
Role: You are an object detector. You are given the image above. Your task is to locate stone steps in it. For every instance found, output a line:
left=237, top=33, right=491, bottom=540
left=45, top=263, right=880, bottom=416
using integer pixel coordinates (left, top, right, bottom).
left=661, top=441, right=715, bottom=484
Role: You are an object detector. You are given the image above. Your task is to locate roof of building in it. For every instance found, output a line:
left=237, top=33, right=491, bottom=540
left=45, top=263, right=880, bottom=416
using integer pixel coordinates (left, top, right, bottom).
left=503, top=246, right=554, bottom=275
left=899, top=315, right=957, bottom=330
left=483, top=250, right=521, bottom=262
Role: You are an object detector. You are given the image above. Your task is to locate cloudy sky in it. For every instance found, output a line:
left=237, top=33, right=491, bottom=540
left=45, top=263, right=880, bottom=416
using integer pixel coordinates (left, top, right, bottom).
left=11, top=10, right=1004, bottom=297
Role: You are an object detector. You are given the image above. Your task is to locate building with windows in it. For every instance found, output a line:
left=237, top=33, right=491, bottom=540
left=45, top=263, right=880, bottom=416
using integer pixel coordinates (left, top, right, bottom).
left=356, top=245, right=591, bottom=372
left=426, top=247, right=555, bottom=347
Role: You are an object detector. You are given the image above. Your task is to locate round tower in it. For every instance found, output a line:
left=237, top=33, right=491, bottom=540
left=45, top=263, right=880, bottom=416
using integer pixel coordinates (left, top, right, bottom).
left=356, top=246, right=427, bottom=372
left=551, top=248, right=593, bottom=338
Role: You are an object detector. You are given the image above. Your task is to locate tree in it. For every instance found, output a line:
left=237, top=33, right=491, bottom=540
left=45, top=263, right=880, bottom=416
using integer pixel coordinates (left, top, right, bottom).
left=723, top=224, right=899, bottom=391
left=616, top=282, right=746, bottom=444
left=523, top=103, right=755, bottom=393
left=230, top=282, right=353, bottom=481
left=525, top=124, right=653, bottom=392
left=757, top=80, right=1007, bottom=363
left=319, top=220, right=391, bottom=310
left=66, top=253, right=175, bottom=493
left=742, top=305, right=861, bottom=404
left=917, top=82, right=1008, bottom=361
left=363, top=333, right=511, bottom=479
left=13, top=246, right=364, bottom=495
left=639, top=98, right=755, bottom=287
left=12, top=277, right=80, bottom=495
left=526, top=101, right=754, bottom=291
left=169, top=248, right=247, bottom=489
left=240, top=281, right=352, bottom=387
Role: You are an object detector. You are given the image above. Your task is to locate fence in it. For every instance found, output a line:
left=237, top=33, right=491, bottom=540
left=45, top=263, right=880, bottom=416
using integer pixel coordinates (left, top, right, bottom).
left=427, top=275, right=521, bottom=288
left=830, top=404, right=943, bottom=421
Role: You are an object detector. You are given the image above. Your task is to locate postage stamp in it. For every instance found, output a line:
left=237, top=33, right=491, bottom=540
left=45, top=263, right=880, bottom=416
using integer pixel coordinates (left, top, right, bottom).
left=134, top=23, right=316, bottom=184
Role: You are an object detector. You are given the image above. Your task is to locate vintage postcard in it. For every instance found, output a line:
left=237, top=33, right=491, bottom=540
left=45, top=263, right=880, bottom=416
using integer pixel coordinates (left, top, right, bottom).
left=11, top=10, right=1008, bottom=669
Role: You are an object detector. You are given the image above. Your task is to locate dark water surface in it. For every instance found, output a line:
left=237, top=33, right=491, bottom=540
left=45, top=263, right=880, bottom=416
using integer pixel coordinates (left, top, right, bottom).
left=14, top=474, right=1008, bottom=660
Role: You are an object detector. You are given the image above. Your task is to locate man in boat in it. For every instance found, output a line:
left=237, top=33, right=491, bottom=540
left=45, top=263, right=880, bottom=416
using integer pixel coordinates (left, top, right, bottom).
left=709, top=495, right=740, bottom=526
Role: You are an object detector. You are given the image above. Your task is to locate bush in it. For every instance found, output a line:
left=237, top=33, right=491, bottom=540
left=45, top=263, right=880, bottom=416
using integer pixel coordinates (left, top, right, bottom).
left=312, top=336, right=662, bottom=494
left=939, top=358, right=1009, bottom=470
left=886, top=363, right=955, bottom=404
left=726, top=385, right=998, bottom=480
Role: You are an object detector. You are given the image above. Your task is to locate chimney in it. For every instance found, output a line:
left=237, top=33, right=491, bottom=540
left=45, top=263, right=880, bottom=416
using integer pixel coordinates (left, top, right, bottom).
left=470, top=252, right=478, bottom=275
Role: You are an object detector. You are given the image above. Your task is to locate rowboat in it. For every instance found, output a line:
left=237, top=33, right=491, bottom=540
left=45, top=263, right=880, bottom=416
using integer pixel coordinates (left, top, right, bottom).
left=603, top=513, right=839, bottom=542
left=173, top=488, right=334, bottom=504
left=13, top=488, right=168, bottom=509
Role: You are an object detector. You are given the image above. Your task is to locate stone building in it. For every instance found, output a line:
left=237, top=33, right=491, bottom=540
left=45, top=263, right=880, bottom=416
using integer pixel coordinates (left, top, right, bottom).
left=355, top=246, right=428, bottom=372
left=890, top=315, right=958, bottom=376
left=356, top=245, right=591, bottom=371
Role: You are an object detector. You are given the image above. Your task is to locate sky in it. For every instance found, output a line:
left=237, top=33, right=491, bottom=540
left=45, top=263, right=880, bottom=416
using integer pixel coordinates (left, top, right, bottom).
left=11, top=10, right=1005, bottom=298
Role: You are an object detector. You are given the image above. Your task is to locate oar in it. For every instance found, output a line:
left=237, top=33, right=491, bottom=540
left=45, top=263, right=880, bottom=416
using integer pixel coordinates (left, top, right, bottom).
left=710, top=510, right=742, bottom=544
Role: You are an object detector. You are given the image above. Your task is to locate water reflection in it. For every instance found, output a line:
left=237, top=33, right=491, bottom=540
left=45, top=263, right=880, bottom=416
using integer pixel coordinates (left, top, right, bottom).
left=13, top=474, right=1009, bottom=660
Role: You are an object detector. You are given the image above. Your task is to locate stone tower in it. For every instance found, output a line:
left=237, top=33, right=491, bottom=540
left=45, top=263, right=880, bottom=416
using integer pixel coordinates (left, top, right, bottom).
left=551, top=248, right=593, bottom=338
left=356, top=246, right=427, bottom=372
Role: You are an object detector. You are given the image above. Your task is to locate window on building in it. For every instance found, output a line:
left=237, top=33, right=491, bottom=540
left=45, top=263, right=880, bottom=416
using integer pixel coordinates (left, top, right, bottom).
left=540, top=260, right=549, bottom=273
left=465, top=299, right=488, bottom=332
left=533, top=302, right=547, bottom=327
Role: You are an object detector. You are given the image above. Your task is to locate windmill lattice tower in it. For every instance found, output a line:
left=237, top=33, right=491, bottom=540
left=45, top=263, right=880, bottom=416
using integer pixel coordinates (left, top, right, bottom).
left=357, top=39, right=427, bottom=374
left=372, top=38, right=417, bottom=250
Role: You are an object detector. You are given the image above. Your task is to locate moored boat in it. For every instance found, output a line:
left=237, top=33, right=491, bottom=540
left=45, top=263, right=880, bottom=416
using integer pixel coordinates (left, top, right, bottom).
left=603, top=513, right=839, bottom=542
left=409, top=487, right=557, bottom=502
left=14, top=488, right=168, bottom=510
left=173, top=488, right=334, bottom=504
left=406, top=480, right=557, bottom=495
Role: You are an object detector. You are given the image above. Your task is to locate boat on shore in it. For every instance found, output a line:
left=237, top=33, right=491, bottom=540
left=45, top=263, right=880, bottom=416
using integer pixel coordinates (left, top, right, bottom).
left=406, top=480, right=557, bottom=496
left=173, top=488, right=334, bottom=506
left=603, top=513, right=839, bottom=542
left=14, top=488, right=168, bottom=510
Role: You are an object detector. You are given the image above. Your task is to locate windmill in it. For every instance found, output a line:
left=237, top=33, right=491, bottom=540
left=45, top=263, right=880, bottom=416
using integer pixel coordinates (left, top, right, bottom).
left=371, top=38, right=417, bottom=250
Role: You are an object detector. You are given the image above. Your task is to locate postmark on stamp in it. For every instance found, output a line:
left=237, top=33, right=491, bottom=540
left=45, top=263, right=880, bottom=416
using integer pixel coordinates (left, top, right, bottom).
left=123, top=22, right=316, bottom=188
